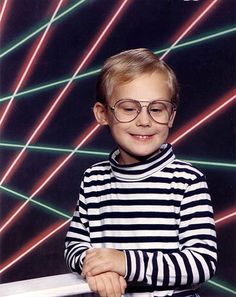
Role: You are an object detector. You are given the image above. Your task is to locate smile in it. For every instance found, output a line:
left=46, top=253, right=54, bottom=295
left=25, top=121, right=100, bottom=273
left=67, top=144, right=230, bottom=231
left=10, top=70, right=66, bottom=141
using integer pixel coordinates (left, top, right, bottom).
left=130, top=134, right=154, bottom=140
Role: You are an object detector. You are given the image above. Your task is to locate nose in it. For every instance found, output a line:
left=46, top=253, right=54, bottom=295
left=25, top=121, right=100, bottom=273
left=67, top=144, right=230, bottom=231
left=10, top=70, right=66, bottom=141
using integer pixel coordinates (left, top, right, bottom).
left=135, top=106, right=152, bottom=126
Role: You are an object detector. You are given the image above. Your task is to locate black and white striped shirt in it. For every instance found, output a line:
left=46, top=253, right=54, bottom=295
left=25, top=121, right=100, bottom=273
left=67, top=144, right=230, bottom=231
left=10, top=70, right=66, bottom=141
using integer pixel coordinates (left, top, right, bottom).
left=65, top=144, right=217, bottom=297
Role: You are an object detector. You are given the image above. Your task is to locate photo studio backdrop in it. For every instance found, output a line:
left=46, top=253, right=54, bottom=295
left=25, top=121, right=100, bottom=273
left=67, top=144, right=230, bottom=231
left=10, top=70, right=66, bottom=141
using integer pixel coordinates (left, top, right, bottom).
left=0, top=1, right=235, bottom=296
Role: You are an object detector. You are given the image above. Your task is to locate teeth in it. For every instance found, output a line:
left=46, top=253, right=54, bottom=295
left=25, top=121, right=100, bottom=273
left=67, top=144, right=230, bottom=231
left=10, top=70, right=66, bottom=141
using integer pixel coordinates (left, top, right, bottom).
left=133, top=135, right=151, bottom=139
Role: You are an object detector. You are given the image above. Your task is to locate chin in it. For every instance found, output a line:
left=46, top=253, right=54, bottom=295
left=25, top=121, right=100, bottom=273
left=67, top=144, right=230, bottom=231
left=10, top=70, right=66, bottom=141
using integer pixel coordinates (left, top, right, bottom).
left=129, top=149, right=159, bottom=160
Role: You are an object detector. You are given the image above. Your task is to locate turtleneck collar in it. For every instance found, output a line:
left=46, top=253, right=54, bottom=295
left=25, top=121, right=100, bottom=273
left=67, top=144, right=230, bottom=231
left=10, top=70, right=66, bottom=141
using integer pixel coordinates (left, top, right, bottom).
left=109, top=143, right=175, bottom=181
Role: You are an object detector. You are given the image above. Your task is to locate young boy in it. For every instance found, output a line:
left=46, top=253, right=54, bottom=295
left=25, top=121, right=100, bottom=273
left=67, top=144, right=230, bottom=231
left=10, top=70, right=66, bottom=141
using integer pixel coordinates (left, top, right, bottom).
left=65, top=48, right=217, bottom=297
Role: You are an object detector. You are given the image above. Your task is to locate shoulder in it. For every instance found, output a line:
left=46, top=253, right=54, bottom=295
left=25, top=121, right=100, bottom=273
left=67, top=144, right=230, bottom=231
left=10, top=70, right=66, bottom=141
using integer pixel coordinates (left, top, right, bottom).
left=83, top=160, right=111, bottom=179
left=166, top=158, right=206, bottom=182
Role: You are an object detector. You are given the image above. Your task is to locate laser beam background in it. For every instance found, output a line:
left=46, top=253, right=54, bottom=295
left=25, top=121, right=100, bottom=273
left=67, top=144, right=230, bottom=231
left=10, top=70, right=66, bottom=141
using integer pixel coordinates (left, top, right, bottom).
left=0, top=1, right=235, bottom=296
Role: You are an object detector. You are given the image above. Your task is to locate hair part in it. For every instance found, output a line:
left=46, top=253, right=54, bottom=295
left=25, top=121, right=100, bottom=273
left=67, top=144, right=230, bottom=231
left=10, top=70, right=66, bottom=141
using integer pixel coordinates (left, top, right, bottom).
left=96, top=48, right=180, bottom=107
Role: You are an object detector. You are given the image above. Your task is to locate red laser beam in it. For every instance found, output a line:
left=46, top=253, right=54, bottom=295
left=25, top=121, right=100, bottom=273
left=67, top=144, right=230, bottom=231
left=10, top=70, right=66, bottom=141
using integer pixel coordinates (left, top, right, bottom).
left=169, top=88, right=236, bottom=145
left=0, top=0, right=10, bottom=25
left=0, top=0, right=64, bottom=129
left=161, top=0, right=219, bottom=60
left=30, top=123, right=101, bottom=197
left=0, top=123, right=101, bottom=233
left=1, top=208, right=235, bottom=275
left=0, top=0, right=131, bottom=187
left=0, top=0, right=11, bottom=39
left=215, top=206, right=236, bottom=227
left=0, top=218, right=71, bottom=274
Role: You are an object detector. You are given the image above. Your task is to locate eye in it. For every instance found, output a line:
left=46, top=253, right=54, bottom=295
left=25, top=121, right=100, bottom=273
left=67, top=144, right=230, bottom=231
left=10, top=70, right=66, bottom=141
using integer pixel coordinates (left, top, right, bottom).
left=123, top=107, right=136, bottom=111
left=149, top=103, right=165, bottom=113
left=118, top=102, right=138, bottom=113
left=150, top=107, right=162, bottom=113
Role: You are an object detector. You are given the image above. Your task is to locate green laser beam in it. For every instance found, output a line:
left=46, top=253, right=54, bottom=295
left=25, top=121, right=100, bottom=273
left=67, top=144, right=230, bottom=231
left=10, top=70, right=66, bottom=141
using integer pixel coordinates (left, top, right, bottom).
left=181, top=158, right=236, bottom=169
left=0, top=185, right=71, bottom=219
left=0, top=0, right=87, bottom=59
left=154, top=26, right=236, bottom=55
left=207, top=279, right=236, bottom=296
left=1, top=141, right=236, bottom=169
left=0, top=141, right=109, bottom=156
left=0, top=69, right=101, bottom=103
left=0, top=26, right=235, bottom=103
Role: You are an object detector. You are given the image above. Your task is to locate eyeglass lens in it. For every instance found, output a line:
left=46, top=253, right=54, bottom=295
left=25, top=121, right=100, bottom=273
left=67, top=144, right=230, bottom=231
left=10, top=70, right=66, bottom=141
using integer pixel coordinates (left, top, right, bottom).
left=114, top=100, right=173, bottom=124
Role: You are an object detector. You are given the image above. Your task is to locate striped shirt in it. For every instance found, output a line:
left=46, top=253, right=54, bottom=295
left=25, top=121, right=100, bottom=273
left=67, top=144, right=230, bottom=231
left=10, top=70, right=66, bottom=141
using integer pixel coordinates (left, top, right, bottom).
left=65, top=143, right=217, bottom=297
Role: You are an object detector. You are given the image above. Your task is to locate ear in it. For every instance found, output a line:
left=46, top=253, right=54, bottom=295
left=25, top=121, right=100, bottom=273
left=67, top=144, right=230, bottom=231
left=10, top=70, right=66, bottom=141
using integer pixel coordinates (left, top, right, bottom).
left=93, top=102, right=109, bottom=125
left=168, top=110, right=176, bottom=128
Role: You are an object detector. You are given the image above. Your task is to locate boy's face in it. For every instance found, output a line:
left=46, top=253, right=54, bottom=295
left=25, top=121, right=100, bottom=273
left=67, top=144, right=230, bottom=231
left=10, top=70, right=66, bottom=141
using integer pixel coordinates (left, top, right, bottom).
left=94, top=72, right=176, bottom=165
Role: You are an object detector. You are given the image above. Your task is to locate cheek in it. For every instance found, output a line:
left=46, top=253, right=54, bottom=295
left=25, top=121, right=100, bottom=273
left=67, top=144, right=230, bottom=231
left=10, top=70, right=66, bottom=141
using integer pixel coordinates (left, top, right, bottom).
left=109, top=123, right=131, bottom=139
left=157, top=126, right=170, bottom=137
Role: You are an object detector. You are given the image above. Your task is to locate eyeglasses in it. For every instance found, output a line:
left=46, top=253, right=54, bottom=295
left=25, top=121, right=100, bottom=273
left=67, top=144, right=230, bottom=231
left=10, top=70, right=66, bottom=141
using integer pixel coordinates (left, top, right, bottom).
left=109, top=99, right=176, bottom=124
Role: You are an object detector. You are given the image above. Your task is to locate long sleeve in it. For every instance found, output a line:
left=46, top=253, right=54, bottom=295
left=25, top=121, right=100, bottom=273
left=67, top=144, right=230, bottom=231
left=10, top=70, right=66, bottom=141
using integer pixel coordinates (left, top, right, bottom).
left=124, top=175, right=217, bottom=288
left=64, top=180, right=92, bottom=274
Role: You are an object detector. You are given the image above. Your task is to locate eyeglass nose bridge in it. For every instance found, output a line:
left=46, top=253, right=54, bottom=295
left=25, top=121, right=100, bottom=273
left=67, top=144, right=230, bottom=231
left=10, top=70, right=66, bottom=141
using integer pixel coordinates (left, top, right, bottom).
left=136, top=100, right=172, bottom=125
left=138, top=100, right=150, bottom=107
left=136, top=101, right=150, bottom=112
left=136, top=103, right=154, bottom=124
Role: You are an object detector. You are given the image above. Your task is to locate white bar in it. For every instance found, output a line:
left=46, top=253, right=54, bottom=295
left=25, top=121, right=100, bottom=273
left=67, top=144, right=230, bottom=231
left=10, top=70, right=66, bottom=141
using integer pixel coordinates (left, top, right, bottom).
left=0, top=273, right=92, bottom=297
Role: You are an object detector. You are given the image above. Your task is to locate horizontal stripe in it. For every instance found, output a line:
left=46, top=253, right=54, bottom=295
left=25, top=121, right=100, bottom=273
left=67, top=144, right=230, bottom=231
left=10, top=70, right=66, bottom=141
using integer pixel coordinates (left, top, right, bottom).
left=90, top=223, right=179, bottom=232
left=87, top=200, right=180, bottom=207
left=85, top=187, right=185, bottom=197
left=91, top=236, right=179, bottom=243
left=181, top=211, right=214, bottom=221
left=87, top=211, right=180, bottom=219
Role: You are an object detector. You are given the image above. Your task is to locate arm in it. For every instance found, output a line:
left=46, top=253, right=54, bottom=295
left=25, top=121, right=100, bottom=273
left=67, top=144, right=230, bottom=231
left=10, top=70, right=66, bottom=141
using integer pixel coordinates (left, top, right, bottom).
left=83, top=175, right=217, bottom=288
left=65, top=180, right=127, bottom=296
left=64, top=180, right=92, bottom=274
left=124, top=176, right=217, bottom=287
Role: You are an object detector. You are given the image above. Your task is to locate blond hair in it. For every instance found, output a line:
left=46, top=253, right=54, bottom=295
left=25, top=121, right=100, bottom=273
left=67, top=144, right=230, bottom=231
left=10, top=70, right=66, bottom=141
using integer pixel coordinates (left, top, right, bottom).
left=96, top=48, right=179, bottom=106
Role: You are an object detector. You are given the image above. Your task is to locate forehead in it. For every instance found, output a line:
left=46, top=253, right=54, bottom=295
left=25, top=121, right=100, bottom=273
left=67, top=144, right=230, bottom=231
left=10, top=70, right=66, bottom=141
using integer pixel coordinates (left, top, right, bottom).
left=110, top=72, right=171, bottom=104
